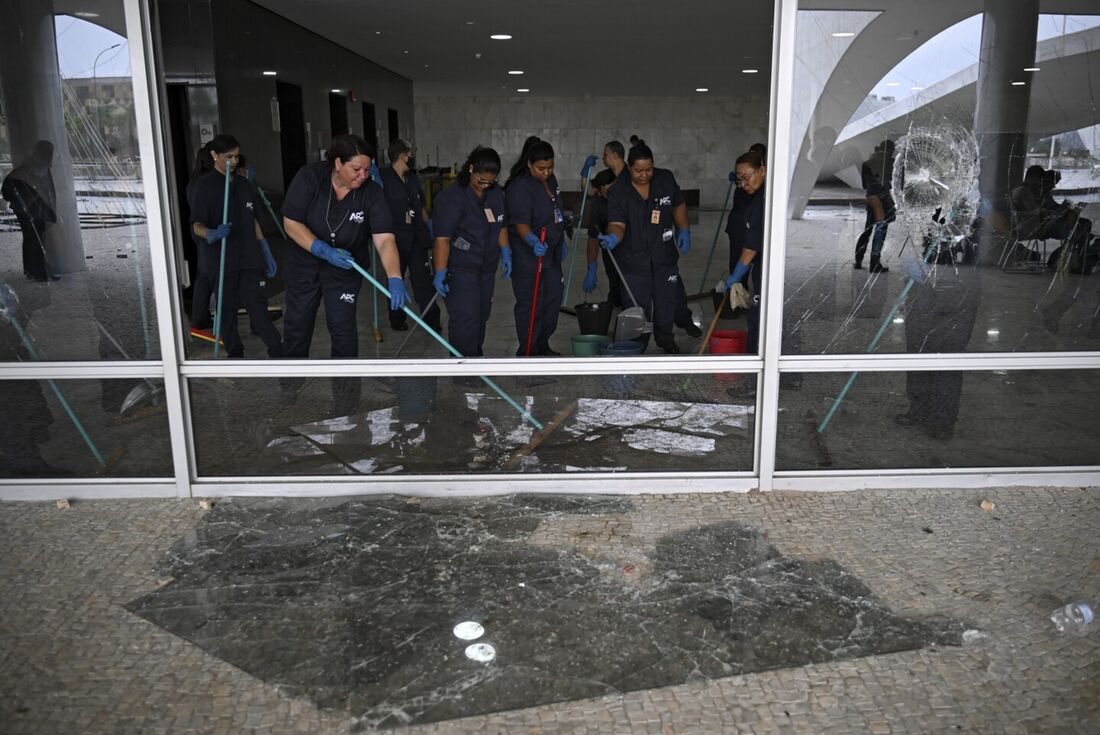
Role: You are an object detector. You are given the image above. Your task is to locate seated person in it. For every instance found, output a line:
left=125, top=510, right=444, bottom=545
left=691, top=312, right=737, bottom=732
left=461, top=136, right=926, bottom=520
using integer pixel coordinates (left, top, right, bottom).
left=1010, top=165, right=1091, bottom=249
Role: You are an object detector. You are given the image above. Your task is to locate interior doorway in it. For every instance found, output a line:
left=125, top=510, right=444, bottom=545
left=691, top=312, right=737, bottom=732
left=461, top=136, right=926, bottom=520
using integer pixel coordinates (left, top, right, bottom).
left=276, top=80, right=306, bottom=192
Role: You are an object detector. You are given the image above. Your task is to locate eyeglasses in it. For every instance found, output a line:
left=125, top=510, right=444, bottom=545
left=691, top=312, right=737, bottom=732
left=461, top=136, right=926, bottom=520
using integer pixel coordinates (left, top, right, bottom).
left=734, top=170, right=759, bottom=184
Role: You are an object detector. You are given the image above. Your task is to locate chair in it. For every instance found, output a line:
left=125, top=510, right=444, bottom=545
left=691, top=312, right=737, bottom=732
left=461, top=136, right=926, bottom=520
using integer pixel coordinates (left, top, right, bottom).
left=998, top=208, right=1062, bottom=274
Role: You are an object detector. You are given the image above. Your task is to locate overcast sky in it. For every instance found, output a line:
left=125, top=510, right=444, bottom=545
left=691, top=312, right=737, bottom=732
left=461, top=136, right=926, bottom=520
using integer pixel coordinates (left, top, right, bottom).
left=55, top=15, right=130, bottom=79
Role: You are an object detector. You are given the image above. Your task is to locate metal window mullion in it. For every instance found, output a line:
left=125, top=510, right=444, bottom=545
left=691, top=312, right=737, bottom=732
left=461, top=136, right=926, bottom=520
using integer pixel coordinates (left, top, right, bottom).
left=124, top=0, right=193, bottom=500
left=773, top=468, right=1100, bottom=491
left=0, top=361, right=163, bottom=379
left=756, top=0, right=800, bottom=492
left=777, top=352, right=1100, bottom=372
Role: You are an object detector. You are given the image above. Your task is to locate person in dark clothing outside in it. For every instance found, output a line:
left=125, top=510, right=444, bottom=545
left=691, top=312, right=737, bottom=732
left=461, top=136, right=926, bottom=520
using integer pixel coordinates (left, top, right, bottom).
left=2, top=140, right=59, bottom=282
left=381, top=138, right=440, bottom=332
left=599, top=143, right=693, bottom=353
left=188, top=134, right=282, bottom=359
left=505, top=137, right=567, bottom=355
left=431, top=145, right=509, bottom=358
left=853, top=139, right=895, bottom=273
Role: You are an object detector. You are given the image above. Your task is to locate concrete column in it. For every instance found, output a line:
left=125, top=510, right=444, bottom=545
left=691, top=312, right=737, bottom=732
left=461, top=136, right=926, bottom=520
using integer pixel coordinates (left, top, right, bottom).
left=0, top=0, right=85, bottom=273
left=973, top=0, right=1039, bottom=264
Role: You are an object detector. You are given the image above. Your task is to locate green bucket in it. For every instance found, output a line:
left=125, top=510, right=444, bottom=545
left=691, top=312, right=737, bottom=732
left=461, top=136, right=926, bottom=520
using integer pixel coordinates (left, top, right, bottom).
left=571, top=334, right=610, bottom=356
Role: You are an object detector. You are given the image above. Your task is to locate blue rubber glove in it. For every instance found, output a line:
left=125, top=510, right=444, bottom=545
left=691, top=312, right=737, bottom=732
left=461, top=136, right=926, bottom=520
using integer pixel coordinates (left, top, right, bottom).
left=425, top=218, right=434, bottom=238
left=560, top=240, right=569, bottom=263
left=388, top=277, right=408, bottom=311
left=310, top=239, right=355, bottom=269
left=500, top=246, right=513, bottom=279
left=206, top=223, right=231, bottom=244
left=675, top=228, right=692, bottom=256
left=259, top=238, right=277, bottom=278
left=525, top=232, right=548, bottom=257
left=728, top=169, right=738, bottom=183
left=597, top=232, right=620, bottom=251
left=370, top=161, right=383, bottom=187
left=582, top=262, right=598, bottom=293
left=581, top=154, right=598, bottom=179
left=723, top=262, right=750, bottom=291
left=433, top=267, right=449, bottom=297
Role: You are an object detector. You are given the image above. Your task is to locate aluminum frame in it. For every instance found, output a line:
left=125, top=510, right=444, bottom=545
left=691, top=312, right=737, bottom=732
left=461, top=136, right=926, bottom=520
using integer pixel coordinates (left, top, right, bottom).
left=0, top=0, right=1097, bottom=500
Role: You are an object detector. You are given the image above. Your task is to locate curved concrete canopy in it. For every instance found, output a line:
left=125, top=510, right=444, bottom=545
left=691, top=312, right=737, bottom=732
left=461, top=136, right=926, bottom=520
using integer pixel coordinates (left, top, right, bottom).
left=822, top=23, right=1100, bottom=185
left=790, top=0, right=1100, bottom=218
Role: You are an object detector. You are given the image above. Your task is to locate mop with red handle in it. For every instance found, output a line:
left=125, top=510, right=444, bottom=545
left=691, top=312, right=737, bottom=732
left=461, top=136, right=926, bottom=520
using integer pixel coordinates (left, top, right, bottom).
left=523, top=226, right=547, bottom=357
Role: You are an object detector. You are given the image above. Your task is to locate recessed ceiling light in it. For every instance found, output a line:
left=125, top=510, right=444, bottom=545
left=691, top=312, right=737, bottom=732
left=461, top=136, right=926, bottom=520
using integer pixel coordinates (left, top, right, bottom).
left=1011, top=81, right=1026, bottom=86
left=490, top=34, right=512, bottom=40
left=262, top=70, right=277, bottom=76
left=331, top=89, right=341, bottom=93
left=1024, top=66, right=1040, bottom=72
left=885, top=81, right=900, bottom=87
left=508, top=70, right=524, bottom=75
left=517, top=88, right=530, bottom=93
left=424, top=64, right=430, bottom=68
left=466, top=21, right=475, bottom=25
left=911, top=86, right=924, bottom=91
left=375, top=31, right=381, bottom=35
left=831, top=31, right=855, bottom=37
left=74, top=11, right=100, bottom=17
left=741, top=69, right=759, bottom=74
left=695, top=87, right=709, bottom=92
left=403, top=50, right=409, bottom=54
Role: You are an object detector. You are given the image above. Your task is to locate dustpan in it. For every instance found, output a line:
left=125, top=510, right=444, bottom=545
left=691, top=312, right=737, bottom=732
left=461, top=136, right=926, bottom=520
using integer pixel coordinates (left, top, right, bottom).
left=604, top=248, right=651, bottom=341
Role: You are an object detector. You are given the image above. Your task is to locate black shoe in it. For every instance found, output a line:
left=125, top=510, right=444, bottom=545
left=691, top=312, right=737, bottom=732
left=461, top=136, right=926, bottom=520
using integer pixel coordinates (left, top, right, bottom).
left=656, top=339, right=680, bottom=354
left=537, top=344, right=561, bottom=356
left=682, top=322, right=703, bottom=338
left=853, top=260, right=864, bottom=270
left=390, top=320, right=409, bottom=331
left=869, top=260, right=889, bottom=273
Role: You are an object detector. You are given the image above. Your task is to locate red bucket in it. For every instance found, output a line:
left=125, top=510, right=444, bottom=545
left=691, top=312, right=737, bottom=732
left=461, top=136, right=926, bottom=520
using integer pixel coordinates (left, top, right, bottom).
left=709, top=329, right=748, bottom=354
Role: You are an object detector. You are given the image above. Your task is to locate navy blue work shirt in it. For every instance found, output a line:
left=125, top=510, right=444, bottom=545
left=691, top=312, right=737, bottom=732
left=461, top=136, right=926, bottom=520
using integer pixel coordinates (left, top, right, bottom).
left=282, top=161, right=393, bottom=267
left=380, top=166, right=429, bottom=243
left=432, top=180, right=506, bottom=272
left=189, top=170, right=263, bottom=273
left=606, top=167, right=685, bottom=269
left=731, top=188, right=766, bottom=294
left=506, top=173, right=567, bottom=254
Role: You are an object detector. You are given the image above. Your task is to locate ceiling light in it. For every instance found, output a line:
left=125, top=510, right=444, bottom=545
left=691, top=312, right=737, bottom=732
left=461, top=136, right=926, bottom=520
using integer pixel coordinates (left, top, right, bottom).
left=74, top=11, right=100, bottom=17
left=331, top=89, right=342, bottom=93
left=403, top=50, right=409, bottom=54
left=424, top=64, right=430, bottom=68
left=741, top=69, right=759, bottom=74
left=1024, top=66, right=1040, bottom=72
left=1011, top=81, right=1026, bottom=86
left=831, top=31, right=855, bottom=37
left=695, top=87, right=709, bottom=92
left=262, top=70, right=277, bottom=76
left=885, top=81, right=900, bottom=87
left=375, top=31, right=381, bottom=35
left=517, top=88, right=530, bottom=93
left=508, top=70, right=524, bottom=75
left=490, top=34, right=512, bottom=40
left=911, top=86, right=924, bottom=91
left=466, top=21, right=475, bottom=25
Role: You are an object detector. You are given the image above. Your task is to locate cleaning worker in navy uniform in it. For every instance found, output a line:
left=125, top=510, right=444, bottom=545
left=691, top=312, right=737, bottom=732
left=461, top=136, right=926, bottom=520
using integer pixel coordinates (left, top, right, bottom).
left=281, top=134, right=407, bottom=412
left=381, top=138, right=440, bottom=332
left=186, top=141, right=215, bottom=330
left=582, top=140, right=628, bottom=305
left=600, top=143, right=693, bottom=353
left=431, top=145, right=510, bottom=357
left=505, top=137, right=567, bottom=356
left=188, top=134, right=282, bottom=358
left=722, top=149, right=767, bottom=353
left=725, top=143, right=767, bottom=293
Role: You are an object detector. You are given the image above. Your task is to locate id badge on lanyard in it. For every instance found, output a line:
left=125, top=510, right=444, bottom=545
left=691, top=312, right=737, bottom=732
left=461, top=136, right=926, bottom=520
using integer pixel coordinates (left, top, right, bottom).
left=650, top=208, right=661, bottom=225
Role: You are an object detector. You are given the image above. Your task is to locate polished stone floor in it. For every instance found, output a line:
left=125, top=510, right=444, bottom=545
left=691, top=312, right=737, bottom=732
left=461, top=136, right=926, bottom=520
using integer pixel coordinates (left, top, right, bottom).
left=126, top=495, right=965, bottom=729
left=2, top=487, right=1099, bottom=733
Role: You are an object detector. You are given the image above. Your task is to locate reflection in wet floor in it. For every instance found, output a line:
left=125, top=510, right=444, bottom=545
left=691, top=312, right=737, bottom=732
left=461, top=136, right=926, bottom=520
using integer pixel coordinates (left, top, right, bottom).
left=126, top=495, right=968, bottom=729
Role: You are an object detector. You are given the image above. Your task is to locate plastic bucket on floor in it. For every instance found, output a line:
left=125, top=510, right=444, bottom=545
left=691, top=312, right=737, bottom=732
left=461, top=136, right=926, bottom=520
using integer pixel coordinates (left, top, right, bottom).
left=571, top=334, right=610, bottom=356
left=709, top=329, right=748, bottom=354
left=575, top=300, right=613, bottom=336
left=599, top=340, right=645, bottom=356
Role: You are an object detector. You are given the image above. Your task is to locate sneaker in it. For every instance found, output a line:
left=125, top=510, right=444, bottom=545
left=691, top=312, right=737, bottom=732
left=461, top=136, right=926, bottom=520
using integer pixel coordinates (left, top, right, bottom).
left=853, top=260, right=864, bottom=270
left=869, top=260, right=890, bottom=273
left=656, top=339, right=680, bottom=354
left=682, top=322, right=703, bottom=338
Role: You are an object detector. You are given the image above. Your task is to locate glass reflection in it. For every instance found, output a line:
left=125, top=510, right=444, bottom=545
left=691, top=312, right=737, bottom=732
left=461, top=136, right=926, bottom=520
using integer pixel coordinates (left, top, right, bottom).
left=0, top=3, right=158, bottom=361
left=777, top=370, right=1100, bottom=470
left=787, top=3, right=1100, bottom=354
left=189, top=374, right=757, bottom=476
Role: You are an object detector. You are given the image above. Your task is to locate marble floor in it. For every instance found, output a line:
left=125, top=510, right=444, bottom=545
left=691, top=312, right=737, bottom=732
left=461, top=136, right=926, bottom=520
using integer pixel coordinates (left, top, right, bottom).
left=126, top=495, right=966, bottom=729
left=3, top=486, right=1098, bottom=734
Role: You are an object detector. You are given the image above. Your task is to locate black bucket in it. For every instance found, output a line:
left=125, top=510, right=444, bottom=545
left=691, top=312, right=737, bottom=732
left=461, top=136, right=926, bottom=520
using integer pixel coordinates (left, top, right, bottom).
left=575, top=300, right=613, bottom=336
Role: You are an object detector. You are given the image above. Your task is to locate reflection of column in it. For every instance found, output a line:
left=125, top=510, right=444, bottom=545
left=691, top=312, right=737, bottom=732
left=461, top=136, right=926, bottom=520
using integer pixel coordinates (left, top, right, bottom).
left=974, top=0, right=1039, bottom=265
left=0, top=0, right=85, bottom=273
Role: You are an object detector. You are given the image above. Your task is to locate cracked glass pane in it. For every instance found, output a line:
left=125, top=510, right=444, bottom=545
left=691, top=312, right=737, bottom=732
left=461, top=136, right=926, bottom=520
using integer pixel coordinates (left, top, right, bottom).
left=788, top=2, right=1100, bottom=354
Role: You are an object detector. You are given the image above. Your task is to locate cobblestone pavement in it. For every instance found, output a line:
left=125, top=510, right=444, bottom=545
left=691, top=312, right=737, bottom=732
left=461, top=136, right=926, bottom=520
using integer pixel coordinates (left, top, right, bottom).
left=1, top=486, right=1098, bottom=734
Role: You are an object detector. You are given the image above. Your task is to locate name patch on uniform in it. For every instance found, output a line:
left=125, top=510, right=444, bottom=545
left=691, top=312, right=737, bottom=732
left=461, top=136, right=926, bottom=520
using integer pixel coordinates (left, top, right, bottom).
left=650, top=209, right=661, bottom=225
left=484, top=208, right=496, bottom=223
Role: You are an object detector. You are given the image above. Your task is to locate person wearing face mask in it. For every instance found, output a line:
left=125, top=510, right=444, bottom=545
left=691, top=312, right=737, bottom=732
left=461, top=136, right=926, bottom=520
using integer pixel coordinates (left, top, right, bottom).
left=599, top=143, right=692, bottom=354
left=431, top=146, right=509, bottom=358
left=380, top=138, right=440, bottom=332
left=188, top=134, right=282, bottom=358
left=504, top=137, right=568, bottom=356
left=281, top=134, right=407, bottom=413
